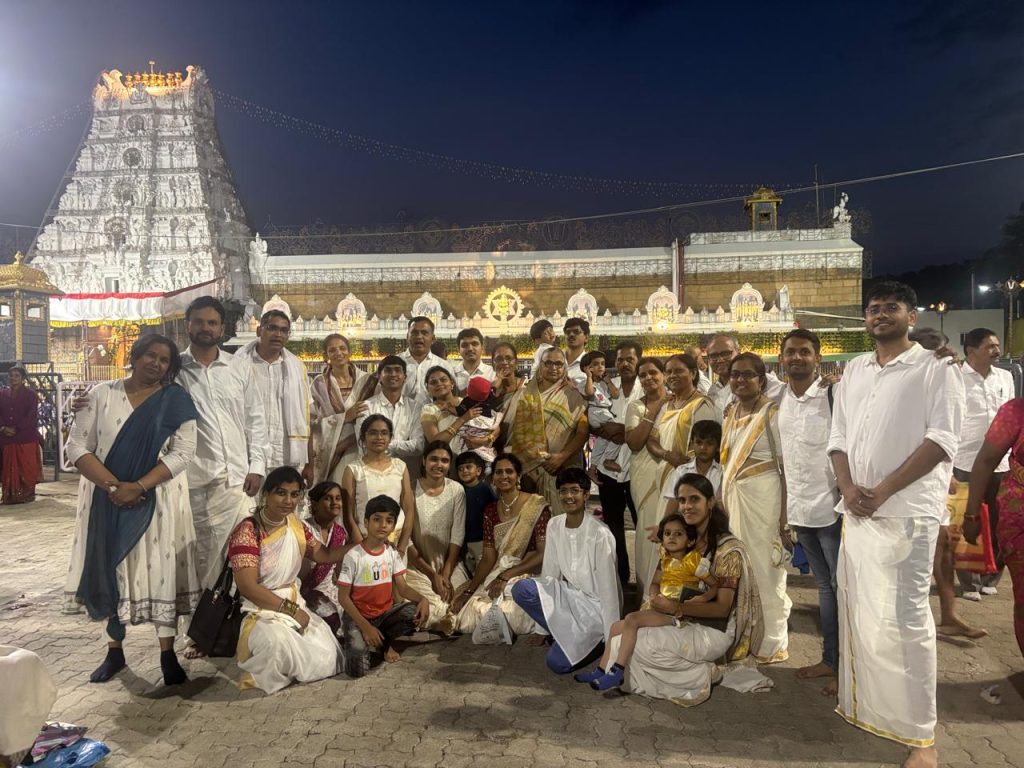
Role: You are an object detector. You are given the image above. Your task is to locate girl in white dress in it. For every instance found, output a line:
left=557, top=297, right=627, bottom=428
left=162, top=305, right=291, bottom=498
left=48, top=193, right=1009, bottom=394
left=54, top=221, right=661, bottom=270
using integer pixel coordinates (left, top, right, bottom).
left=341, top=414, right=416, bottom=554
left=63, top=335, right=200, bottom=686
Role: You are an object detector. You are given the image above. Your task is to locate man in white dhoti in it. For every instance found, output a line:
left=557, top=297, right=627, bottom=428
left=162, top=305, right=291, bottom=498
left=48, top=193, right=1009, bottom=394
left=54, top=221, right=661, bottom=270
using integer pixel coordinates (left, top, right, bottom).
left=511, top=468, right=621, bottom=673
left=178, top=298, right=267, bottom=593
left=827, top=281, right=963, bottom=768
left=240, top=310, right=313, bottom=483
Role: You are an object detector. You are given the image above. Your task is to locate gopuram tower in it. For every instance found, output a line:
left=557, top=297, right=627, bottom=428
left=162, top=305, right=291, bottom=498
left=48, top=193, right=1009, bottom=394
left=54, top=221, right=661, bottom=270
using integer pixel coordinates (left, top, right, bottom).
left=30, top=65, right=252, bottom=300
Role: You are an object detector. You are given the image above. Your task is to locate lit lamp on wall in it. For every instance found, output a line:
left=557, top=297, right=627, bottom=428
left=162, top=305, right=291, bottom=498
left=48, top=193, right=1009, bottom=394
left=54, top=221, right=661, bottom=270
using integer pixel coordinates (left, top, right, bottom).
left=928, top=301, right=949, bottom=337
left=979, top=278, right=1021, bottom=355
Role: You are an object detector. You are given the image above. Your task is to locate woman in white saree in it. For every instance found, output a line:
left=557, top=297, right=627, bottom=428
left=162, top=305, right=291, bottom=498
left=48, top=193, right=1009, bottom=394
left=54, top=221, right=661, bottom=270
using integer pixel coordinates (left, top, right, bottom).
left=452, top=453, right=550, bottom=636
left=720, top=352, right=790, bottom=663
left=310, top=334, right=372, bottom=485
left=228, top=467, right=350, bottom=694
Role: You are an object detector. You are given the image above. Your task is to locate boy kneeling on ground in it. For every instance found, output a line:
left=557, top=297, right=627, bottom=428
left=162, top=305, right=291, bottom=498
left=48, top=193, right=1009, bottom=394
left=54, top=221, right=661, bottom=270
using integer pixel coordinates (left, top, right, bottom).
left=337, top=495, right=429, bottom=677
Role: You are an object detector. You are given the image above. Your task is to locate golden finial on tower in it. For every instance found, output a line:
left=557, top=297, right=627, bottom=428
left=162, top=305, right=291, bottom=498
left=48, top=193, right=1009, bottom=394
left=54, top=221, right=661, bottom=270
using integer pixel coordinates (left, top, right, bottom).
left=13, top=251, right=24, bottom=266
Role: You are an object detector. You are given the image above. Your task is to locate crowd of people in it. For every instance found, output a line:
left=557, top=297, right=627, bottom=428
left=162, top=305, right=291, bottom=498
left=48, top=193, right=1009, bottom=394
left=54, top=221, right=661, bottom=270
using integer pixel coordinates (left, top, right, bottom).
left=53, top=282, right=1024, bottom=768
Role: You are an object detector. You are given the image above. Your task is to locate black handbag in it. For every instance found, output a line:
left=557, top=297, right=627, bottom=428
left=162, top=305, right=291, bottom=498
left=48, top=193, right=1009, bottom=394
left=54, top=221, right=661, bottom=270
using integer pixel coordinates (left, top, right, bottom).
left=187, top=556, right=244, bottom=658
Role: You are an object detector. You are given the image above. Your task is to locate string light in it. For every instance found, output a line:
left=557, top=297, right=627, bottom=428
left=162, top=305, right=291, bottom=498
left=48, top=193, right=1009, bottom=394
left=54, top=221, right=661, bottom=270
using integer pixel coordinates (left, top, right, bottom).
left=0, top=102, right=90, bottom=150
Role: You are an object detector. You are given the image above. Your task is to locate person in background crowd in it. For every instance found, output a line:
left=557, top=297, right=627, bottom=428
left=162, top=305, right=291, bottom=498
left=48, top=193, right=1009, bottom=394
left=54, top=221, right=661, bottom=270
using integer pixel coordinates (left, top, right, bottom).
left=300, top=481, right=350, bottom=634
left=310, top=333, right=372, bottom=484
left=0, top=366, right=42, bottom=504
left=400, top=317, right=454, bottom=406
left=529, top=319, right=556, bottom=378
left=829, top=282, right=963, bottom=768
left=506, top=346, right=589, bottom=515
left=592, top=342, right=643, bottom=585
left=342, top=415, right=416, bottom=555
left=777, top=329, right=841, bottom=694
left=908, top=327, right=985, bottom=639
left=720, top=352, right=789, bottom=663
left=229, top=467, right=348, bottom=693
left=625, top=357, right=670, bottom=588
left=511, top=469, right=620, bottom=674
left=563, top=317, right=590, bottom=388
left=454, top=328, right=495, bottom=394
left=452, top=453, right=550, bottom=636
left=954, top=328, right=1013, bottom=602
left=705, top=334, right=785, bottom=417
left=240, top=310, right=313, bottom=484
left=964, top=395, right=1024, bottom=661
left=661, top=419, right=723, bottom=514
left=405, top=441, right=468, bottom=634
left=455, top=451, right=496, bottom=575
left=685, top=344, right=712, bottom=394
left=356, top=355, right=425, bottom=479
left=63, top=335, right=199, bottom=686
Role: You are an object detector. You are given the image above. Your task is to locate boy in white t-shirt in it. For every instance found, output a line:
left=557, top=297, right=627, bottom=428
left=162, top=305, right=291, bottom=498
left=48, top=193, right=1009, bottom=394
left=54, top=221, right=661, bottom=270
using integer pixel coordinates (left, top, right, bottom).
left=578, top=350, right=622, bottom=482
left=529, top=319, right=556, bottom=378
left=337, top=495, right=429, bottom=678
left=661, top=420, right=723, bottom=518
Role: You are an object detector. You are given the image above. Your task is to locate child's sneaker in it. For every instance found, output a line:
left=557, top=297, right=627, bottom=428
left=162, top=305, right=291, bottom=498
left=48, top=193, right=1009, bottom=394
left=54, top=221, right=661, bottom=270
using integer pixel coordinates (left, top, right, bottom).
left=590, top=664, right=625, bottom=691
left=573, top=666, right=605, bottom=684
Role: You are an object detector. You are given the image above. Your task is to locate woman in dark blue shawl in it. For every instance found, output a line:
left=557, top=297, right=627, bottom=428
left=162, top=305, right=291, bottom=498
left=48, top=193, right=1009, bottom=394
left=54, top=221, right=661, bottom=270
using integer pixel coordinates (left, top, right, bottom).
left=63, top=334, right=200, bottom=686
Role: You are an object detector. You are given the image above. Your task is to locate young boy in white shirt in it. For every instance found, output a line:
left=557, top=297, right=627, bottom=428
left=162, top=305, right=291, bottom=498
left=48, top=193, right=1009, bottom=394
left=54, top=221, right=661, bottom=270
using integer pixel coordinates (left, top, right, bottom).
left=577, top=351, right=622, bottom=483
left=661, top=420, right=723, bottom=517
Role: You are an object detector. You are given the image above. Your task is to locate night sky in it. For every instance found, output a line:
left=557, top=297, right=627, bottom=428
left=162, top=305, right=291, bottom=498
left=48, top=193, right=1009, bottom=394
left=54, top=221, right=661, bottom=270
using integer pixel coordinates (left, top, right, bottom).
left=1, top=0, right=1022, bottom=273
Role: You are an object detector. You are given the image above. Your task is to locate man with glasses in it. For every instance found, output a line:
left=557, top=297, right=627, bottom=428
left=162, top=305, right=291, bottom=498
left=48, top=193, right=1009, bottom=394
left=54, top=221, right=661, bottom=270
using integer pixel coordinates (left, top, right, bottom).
left=510, top=468, right=620, bottom=674
left=399, top=316, right=454, bottom=405
left=356, top=355, right=425, bottom=478
left=705, top=333, right=784, bottom=417
left=240, top=310, right=312, bottom=483
left=827, top=281, right=963, bottom=768
left=563, top=318, right=590, bottom=388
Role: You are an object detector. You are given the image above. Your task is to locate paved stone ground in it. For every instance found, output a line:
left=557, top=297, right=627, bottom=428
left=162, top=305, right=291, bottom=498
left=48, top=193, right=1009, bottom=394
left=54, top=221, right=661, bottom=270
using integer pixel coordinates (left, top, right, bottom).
left=2, top=479, right=1023, bottom=768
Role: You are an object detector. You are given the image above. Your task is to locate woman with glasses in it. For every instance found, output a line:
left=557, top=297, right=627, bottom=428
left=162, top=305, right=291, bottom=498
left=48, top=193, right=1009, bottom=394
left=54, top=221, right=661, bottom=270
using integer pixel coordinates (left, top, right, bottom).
left=720, top=352, right=790, bottom=663
left=505, top=347, right=589, bottom=515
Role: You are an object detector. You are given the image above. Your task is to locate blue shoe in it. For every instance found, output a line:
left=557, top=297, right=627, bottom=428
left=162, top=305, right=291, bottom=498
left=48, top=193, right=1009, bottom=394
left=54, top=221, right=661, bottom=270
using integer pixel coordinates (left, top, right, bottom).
left=590, top=665, right=625, bottom=691
left=573, top=666, right=605, bottom=684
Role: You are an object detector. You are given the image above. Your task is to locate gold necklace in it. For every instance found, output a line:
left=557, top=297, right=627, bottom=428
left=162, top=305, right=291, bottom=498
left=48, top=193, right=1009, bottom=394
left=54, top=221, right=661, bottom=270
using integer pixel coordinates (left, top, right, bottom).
left=500, top=491, right=520, bottom=517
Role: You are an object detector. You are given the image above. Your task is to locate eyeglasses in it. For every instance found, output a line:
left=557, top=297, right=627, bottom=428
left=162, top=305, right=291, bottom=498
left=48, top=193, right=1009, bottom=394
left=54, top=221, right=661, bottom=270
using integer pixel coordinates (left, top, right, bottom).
left=707, top=351, right=734, bottom=362
left=557, top=486, right=585, bottom=496
left=542, top=361, right=565, bottom=368
left=728, top=370, right=759, bottom=380
left=864, top=302, right=905, bottom=316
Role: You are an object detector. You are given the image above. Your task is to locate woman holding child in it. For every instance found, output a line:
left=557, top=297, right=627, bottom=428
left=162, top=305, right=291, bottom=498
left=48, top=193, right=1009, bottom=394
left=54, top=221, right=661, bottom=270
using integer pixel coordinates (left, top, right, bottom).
left=574, top=473, right=763, bottom=706
left=228, top=467, right=349, bottom=694
left=421, top=366, right=484, bottom=458
left=452, top=453, right=550, bottom=635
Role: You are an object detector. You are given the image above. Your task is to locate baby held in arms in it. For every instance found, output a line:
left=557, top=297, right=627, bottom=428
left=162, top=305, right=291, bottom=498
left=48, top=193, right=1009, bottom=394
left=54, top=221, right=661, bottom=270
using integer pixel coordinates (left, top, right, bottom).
left=576, top=514, right=718, bottom=691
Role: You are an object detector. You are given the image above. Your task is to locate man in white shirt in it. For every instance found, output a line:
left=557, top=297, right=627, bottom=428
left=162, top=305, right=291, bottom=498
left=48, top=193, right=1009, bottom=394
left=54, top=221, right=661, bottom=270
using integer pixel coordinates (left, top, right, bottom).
left=828, top=282, right=963, bottom=768
left=777, top=329, right=840, bottom=695
left=357, top=355, right=425, bottom=478
left=590, top=341, right=643, bottom=585
left=705, top=333, right=784, bottom=416
left=563, top=317, right=590, bottom=389
left=179, top=298, right=268, bottom=593
left=399, top=317, right=454, bottom=405
left=239, top=311, right=312, bottom=483
left=453, top=328, right=494, bottom=394
left=954, top=327, right=1014, bottom=599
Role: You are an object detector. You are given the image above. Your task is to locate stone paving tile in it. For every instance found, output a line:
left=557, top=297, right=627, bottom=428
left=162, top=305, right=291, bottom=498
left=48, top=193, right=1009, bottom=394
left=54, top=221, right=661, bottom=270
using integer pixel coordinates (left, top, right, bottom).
left=2, top=480, right=1023, bottom=767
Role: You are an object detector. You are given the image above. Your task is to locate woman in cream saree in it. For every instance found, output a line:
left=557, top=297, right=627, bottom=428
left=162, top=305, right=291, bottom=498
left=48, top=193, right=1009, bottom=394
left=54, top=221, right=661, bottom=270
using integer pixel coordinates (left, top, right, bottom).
left=310, top=334, right=371, bottom=485
left=453, top=454, right=551, bottom=635
left=720, top=353, right=789, bottom=662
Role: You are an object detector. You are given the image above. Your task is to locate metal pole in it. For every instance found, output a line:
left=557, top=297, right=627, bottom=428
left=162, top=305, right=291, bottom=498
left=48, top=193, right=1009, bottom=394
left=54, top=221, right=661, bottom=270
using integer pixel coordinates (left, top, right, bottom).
left=971, top=271, right=976, bottom=310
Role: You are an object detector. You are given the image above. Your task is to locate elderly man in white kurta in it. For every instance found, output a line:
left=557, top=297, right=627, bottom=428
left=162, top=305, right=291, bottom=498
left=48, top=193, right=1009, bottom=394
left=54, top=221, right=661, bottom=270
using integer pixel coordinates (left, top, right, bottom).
left=510, top=468, right=621, bottom=673
left=827, top=283, right=963, bottom=768
left=179, top=298, right=267, bottom=591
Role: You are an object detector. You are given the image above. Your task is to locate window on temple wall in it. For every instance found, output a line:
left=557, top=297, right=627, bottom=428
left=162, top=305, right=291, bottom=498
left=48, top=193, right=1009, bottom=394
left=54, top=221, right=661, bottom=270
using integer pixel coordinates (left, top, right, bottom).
left=0, top=304, right=10, bottom=317
left=104, top=277, right=121, bottom=293
left=26, top=305, right=44, bottom=319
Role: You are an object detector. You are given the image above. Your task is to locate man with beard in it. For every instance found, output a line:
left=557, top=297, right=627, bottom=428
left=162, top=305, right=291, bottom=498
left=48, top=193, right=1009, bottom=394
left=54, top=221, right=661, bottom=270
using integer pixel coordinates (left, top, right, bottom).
left=828, top=282, right=963, bottom=768
left=777, top=329, right=840, bottom=695
left=589, top=341, right=643, bottom=585
left=179, top=297, right=268, bottom=592
left=954, top=328, right=1014, bottom=600
left=400, top=317, right=454, bottom=405
left=705, top=333, right=784, bottom=417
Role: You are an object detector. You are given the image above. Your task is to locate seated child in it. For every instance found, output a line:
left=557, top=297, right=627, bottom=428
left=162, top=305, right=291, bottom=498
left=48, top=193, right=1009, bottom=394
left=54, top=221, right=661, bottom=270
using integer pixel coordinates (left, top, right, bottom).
left=455, top=451, right=496, bottom=576
left=661, top=420, right=723, bottom=519
left=337, top=495, right=429, bottom=678
left=578, top=350, right=621, bottom=482
left=574, top=514, right=718, bottom=691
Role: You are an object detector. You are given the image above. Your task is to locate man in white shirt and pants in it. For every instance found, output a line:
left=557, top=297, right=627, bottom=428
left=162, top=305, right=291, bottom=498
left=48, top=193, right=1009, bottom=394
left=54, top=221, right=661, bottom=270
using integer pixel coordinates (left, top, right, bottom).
left=954, top=327, right=1014, bottom=599
left=179, top=297, right=268, bottom=591
left=399, top=317, right=454, bottom=405
left=828, top=282, right=963, bottom=768
left=777, top=329, right=840, bottom=695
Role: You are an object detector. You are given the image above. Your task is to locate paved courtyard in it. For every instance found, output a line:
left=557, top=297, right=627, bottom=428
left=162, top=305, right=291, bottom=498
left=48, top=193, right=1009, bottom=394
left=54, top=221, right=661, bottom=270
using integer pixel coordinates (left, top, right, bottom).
left=2, top=479, right=1023, bottom=768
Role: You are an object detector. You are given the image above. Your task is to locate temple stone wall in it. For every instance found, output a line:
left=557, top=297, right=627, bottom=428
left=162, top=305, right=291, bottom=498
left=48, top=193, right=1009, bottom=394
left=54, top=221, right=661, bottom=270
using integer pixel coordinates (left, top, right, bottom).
left=683, top=269, right=862, bottom=316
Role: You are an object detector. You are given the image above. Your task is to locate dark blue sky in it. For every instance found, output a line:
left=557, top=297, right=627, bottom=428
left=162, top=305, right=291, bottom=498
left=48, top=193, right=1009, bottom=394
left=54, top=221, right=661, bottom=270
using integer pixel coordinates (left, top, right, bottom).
left=1, top=0, right=1022, bottom=271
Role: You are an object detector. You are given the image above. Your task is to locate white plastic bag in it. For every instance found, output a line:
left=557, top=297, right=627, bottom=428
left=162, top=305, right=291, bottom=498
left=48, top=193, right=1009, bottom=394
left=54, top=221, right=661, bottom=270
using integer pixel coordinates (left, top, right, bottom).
left=472, top=595, right=513, bottom=645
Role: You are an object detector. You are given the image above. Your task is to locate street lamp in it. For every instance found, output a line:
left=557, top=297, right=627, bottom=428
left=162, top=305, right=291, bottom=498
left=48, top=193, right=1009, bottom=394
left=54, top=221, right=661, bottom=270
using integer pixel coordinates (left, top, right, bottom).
left=928, top=301, right=949, bottom=337
left=979, top=279, right=1021, bottom=355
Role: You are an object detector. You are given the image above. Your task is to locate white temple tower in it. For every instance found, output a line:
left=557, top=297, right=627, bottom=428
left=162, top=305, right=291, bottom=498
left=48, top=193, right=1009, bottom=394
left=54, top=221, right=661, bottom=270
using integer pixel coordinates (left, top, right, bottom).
left=29, top=65, right=252, bottom=300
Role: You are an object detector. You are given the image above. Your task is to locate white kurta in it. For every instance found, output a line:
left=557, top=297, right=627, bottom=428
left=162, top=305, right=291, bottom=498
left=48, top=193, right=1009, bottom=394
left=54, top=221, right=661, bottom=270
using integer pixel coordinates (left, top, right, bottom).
left=532, top=514, right=621, bottom=665
left=348, top=457, right=407, bottom=535
left=406, top=479, right=470, bottom=628
left=62, top=381, right=201, bottom=631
